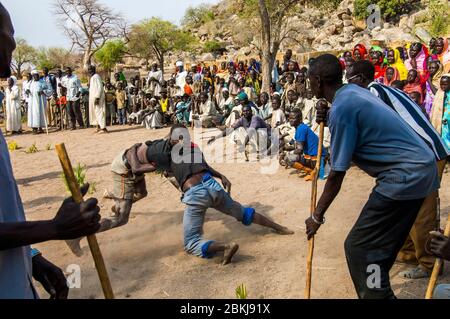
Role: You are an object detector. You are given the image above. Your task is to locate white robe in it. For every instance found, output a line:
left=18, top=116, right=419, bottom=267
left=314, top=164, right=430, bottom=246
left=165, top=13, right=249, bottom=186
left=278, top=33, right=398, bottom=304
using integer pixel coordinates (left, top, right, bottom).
left=89, top=74, right=106, bottom=129
left=22, top=80, right=31, bottom=104
left=147, top=70, right=163, bottom=96
left=5, top=84, right=21, bottom=132
left=28, top=80, right=50, bottom=128
left=144, top=110, right=163, bottom=129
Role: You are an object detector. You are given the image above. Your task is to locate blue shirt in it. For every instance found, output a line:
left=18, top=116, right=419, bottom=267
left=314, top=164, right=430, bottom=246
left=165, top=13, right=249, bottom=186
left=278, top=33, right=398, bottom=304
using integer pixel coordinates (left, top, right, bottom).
left=329, top=84, right=439, bottom=201
left=0, top=130, right=37, bottom=299
left=294, top=123, right=322, bottom=157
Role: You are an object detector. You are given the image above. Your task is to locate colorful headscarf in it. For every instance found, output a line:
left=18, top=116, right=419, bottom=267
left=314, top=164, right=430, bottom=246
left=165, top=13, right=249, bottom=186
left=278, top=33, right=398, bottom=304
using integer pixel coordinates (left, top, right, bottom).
left=370, top=46, right=387, bottom=79
left=383, top=67, right=400, bottom=86
left=431, top=60, right=445, bottom=89
left=352, top=44, right=368, bottom=61
left=387, top=48, right=408, bottom=80
left=405, top=43, right=430, bottom=79
left=404, top=71, right=424, bottom=105
left=431, top=73, right=450, bottom=134
left=437, top=38, right=450, bottom=72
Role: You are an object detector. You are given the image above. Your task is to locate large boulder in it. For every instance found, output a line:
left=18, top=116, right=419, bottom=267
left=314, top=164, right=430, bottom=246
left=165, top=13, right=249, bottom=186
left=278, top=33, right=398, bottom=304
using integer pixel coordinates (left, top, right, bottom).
left=201, top=53, right=216, bottom=61
left=415, top=27, right=432, bottom=45
left=343, top=26, right=356, bottom=34
left=325, top=25, right=337, bottom=36
left=343, top=19, right=353, bottom=27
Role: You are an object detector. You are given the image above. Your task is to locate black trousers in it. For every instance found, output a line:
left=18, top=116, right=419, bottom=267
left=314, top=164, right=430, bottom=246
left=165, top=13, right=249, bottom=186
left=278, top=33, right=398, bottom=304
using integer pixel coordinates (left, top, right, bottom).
left=67, top=100, right=84, bottom=128
left=344, top=191, right=424, bottom=299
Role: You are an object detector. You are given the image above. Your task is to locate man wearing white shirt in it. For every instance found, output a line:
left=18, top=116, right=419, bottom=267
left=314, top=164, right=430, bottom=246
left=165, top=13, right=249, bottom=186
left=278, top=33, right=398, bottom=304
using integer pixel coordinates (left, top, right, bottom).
left=61, top=67, right=84, bottom=130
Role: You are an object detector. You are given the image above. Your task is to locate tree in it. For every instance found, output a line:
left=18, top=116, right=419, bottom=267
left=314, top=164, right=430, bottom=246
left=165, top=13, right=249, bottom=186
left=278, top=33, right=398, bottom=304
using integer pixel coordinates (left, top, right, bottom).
left=128, top=18, right=196, bottom=73
left=11, top=38, right=37, bottom=78
left=94, top=40, right=126, bottom=73
left=36, top=47, right=80, bottom=70
left=53, top=0, right=126, bottom=69
left=181, top=3, right=215, bottom=28
left=354, top=0, right=412, bottom=20
left=238, top=0, right=301, bottom=93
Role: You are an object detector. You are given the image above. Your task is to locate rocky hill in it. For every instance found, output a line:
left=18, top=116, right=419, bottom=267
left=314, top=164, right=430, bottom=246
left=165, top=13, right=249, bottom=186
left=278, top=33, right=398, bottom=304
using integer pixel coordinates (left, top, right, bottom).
left=183, top=0, right=447, bottom=62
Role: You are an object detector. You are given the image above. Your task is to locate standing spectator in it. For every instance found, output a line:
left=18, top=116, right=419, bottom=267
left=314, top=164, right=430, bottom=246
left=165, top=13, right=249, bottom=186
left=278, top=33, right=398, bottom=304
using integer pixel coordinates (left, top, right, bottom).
left=5, top=76, right=21, bottom=134
left=42, top=67, right=56, bottom=126
left=147, top=63, right=163, bottom=98
left=27, top=70, right=51, bottom=134
left=115, top=82, right=127, bottom=125
left=105, top=83, right=116, bottom=126
left=61, top=67, right=84, bottom=130
left=88, top=65, right=107, bottom=133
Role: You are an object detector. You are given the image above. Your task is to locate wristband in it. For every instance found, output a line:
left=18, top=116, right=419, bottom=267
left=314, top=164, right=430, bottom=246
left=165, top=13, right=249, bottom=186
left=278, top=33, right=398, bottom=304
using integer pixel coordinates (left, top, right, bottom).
left=31, top=248, right=42, bottom=258
left=311, top=214, right=326, bottom=225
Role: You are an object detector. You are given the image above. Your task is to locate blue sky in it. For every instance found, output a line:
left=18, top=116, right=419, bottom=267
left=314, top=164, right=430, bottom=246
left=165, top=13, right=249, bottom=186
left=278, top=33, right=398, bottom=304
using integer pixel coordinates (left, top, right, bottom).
left=2, top=0, right=218, bottom=47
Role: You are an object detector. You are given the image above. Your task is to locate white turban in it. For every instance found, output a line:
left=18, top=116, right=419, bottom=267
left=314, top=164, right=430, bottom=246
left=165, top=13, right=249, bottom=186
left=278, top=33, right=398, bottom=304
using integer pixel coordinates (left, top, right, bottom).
left=9, top=76, right=17, bottom=85
left=176, top=61, right=184, bottom=67
left=31, top=70, right=39, bottom=75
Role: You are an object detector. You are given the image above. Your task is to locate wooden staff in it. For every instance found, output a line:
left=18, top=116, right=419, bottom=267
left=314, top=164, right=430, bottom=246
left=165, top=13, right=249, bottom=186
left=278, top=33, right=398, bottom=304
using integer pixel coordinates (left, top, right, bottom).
left=425, top=212, right=450, bottom=299
left=305, top=122, right=325, bottom=299
left=55, top=143, right=115, bottom=299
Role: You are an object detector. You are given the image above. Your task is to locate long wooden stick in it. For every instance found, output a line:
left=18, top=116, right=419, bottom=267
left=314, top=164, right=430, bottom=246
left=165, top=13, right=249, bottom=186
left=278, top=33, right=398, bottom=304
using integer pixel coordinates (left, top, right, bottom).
left=305, top=122, right=325, bottom=299
left=55, top=143, right=115, bottom=299
left=425, top=213, right=450, bottom=299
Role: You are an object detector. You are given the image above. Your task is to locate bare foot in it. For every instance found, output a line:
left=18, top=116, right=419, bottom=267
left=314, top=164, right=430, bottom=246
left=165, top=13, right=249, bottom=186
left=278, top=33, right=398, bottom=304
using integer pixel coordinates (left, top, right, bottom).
left=276, top=226, right=295, bottom=235
left=222, top=242, right=239, bottom=266
left=65, top=238, right=84, bottom=257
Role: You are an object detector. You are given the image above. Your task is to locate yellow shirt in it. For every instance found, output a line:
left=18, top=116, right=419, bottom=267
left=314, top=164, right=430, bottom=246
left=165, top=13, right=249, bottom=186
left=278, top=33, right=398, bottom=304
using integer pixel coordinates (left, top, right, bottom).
left=115, top=90, right=127, bottom=109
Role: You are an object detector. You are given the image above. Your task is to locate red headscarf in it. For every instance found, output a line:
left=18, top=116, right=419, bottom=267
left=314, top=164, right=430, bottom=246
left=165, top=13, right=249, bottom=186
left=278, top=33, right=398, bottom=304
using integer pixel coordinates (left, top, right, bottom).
left=352, top=44, right=368, bottom=61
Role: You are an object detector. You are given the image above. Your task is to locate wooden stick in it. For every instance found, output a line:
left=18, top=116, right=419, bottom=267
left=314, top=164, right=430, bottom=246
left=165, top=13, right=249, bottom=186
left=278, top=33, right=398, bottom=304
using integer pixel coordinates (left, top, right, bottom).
left=55, top=143, right=115, bottom=299
left=305, top=122, right=325, bottom=299
left=425, top=213, right=450, bottom=299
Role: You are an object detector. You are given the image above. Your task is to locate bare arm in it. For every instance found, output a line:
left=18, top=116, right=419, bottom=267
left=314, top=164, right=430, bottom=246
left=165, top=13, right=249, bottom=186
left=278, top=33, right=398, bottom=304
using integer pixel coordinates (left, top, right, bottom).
left=305, top=170, right=346, bottom=239
left=126, top=145, right=156, bottom=175
left=315, top=170, right=346, bottom=219
left=0, top=185, right=101, bottom=251
left=0, top=221, right=57, bottom=251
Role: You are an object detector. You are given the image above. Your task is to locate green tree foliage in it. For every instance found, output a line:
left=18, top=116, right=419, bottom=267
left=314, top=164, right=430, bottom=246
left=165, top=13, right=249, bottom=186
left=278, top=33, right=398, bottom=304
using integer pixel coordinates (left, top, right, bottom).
left=94, top=40, right=126, bottom=72
left=11, top=38, right=37, bottom=78
left=181, top=3, right=215, bottom=28
left=36, top=47, right=74, bottom=70
left=428, top=0, right=450, bottom=37
left=354, top=0, right=410, bottom=20
left=128, top=18, right=196, bottom=72
left=203, top=40, right=222, bottom=53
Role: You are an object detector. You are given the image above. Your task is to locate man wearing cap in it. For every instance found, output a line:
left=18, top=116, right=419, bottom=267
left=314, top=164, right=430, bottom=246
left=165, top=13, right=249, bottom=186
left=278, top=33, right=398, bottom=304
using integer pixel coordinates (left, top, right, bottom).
left=27, top=70, right=52, bottom=134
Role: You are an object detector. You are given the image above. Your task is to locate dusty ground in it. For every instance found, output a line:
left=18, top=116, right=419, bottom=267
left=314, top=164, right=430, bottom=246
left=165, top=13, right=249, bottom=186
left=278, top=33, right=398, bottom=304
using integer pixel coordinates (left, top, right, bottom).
left=4, top=124, right=450, bottom=299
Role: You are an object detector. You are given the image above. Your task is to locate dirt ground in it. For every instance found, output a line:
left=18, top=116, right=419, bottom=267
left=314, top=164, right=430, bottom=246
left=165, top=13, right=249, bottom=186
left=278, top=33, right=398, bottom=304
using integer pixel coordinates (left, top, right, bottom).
left=4, top=124, right=450, bottom=299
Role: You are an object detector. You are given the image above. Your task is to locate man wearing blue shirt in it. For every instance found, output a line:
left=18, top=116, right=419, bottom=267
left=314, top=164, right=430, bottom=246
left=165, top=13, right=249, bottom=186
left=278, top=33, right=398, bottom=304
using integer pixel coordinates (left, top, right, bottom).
left=305, top=54, right=440, bottom=299
left=0, top=3, right=101, bottom=299
left=283, top=109, right=326, bottom=181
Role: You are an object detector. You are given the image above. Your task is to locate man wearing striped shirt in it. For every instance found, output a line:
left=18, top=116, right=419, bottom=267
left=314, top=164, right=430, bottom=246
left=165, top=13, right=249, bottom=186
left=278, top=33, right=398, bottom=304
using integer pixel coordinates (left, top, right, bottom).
left=346, top=60, right=449, bottom=280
